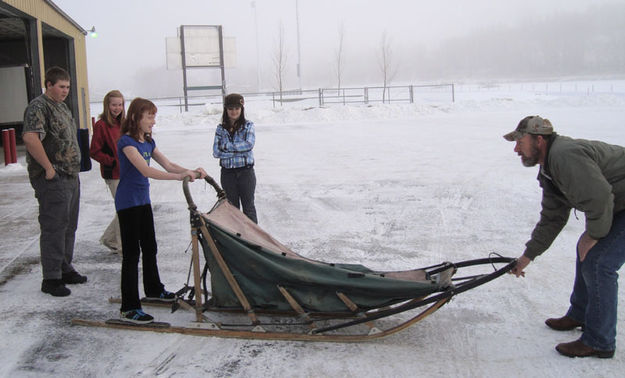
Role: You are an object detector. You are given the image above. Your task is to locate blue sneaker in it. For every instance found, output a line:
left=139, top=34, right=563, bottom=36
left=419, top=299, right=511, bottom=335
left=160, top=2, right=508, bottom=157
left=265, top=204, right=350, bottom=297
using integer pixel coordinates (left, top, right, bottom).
left=120, top=309, right=154, bottom=324
left=146, top=290, right=176, bottom=302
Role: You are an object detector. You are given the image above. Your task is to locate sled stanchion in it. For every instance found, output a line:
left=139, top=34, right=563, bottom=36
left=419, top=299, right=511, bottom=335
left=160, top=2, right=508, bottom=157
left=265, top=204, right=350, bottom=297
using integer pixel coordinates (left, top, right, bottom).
left=199, top=221, right=259, bottom=325
left=190, top=229, right=204, bottom=322
left=336, top=291, right=378, bottom=331
left=336, top=292, right=358, bottom=312
left=278, top=285, right=316, bottom=329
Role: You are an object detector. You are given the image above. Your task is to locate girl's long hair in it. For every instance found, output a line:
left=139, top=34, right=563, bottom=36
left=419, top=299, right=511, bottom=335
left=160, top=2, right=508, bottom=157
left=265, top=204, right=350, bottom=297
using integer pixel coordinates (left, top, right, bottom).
left=121, top=98, right=157, bottom=143
left=99, top=90, right=125, bottom=127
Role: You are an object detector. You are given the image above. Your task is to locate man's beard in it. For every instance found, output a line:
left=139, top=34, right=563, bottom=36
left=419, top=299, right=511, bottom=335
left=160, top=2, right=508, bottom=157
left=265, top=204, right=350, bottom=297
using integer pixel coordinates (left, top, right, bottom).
left=521, top=143, right=540, bottom=167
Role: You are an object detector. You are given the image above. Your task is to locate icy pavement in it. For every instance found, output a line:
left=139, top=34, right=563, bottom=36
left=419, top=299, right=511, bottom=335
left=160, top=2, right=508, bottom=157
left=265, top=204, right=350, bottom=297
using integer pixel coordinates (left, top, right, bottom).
left=1, top=82, right=625, bottom=376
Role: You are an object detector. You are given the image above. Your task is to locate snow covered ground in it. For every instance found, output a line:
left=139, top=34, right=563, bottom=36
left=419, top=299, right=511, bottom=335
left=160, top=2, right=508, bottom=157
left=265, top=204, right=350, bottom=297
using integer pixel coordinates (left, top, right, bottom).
left=1, top=80, right=625, bottom=377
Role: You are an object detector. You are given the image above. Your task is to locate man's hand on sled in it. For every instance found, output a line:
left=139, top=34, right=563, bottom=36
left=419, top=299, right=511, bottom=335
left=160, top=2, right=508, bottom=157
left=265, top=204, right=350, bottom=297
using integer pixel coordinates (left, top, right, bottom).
left=577, top=232, right=598, bottom=262
left=510, top=255, right=530, bottom=278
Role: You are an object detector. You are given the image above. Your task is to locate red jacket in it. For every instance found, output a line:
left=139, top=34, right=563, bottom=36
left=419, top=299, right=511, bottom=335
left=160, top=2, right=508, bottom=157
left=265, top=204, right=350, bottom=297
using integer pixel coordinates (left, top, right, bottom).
left=89, top=119, right=121, bottom=179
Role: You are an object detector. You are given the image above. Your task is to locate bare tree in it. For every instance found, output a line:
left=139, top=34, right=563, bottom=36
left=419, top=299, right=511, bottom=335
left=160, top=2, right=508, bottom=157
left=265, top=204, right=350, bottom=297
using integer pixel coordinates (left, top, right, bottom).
left=334, top=22, right=345, bottom=95
left=273, top=21, right=288, bottom=104
left=377, top=31, right=397, bottom=103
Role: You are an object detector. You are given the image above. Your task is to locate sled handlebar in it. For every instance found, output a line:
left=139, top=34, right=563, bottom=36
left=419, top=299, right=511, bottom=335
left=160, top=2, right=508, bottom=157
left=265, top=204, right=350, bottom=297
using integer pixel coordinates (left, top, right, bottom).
left=182, top=173, right=226, bottom=210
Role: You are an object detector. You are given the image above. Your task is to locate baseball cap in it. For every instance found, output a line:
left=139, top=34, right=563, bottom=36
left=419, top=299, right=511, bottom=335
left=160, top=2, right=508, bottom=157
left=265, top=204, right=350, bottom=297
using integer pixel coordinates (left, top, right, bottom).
left=503, top=116, right=553, bottom=141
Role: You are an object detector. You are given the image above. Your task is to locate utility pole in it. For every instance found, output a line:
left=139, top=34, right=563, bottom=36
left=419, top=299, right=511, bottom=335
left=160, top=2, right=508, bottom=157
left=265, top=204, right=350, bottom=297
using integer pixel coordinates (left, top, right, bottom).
left=251, top=1, right=261, bottom=92
left=295, top=0, right=302, bottom=91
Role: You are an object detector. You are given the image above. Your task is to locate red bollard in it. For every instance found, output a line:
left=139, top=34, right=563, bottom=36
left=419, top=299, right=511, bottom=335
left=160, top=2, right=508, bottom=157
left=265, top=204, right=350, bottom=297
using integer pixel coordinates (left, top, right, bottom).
left=8, top=128, right=17, bottom=164
left=2, top=129, right=10, bottom=166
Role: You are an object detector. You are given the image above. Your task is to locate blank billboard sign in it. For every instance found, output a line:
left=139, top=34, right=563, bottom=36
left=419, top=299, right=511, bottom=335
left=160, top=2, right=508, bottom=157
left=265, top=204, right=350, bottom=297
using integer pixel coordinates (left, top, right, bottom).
left=166, top=25, right=236, bottom=70
left=184, top=26, right=221, bottom=66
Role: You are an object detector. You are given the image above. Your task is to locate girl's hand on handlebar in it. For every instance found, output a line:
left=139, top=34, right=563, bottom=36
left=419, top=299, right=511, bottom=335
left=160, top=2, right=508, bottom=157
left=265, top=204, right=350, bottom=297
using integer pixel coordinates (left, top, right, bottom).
left=194, top=167, right=208, bottom=179
left=180, top=170, right=197, bottom=181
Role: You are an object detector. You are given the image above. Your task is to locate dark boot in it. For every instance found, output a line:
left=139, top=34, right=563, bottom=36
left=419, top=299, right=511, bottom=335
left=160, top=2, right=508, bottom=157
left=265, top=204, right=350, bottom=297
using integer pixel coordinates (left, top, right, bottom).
left=545, top=315, right=583, bottom=331
left=41, top=279, right=71, bottom=297
left=556, top=339, right=614, bottom=358
left=62, top=271, right=87, bottom=284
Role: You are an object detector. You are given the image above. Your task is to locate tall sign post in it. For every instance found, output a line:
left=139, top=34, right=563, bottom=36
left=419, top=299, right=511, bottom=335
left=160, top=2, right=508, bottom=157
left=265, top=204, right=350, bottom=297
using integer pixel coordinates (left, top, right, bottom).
left=167, top=25, right=230, bottom=111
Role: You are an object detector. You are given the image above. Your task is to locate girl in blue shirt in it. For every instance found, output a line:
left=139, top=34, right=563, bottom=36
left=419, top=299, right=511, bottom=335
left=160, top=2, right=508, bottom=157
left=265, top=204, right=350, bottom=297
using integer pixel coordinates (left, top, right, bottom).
left=116, top=97, right=207, bottom=324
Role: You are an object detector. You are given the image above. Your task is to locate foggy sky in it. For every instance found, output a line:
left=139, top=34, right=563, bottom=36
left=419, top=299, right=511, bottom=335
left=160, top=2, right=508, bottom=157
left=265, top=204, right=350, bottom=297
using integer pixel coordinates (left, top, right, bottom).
left=53, top=0, right=625, bottom=100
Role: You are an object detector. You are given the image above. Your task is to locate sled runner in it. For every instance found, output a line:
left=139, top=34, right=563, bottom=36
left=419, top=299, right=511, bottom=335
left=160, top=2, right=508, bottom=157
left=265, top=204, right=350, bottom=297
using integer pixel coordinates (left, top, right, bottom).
left=72, top=176, right=516, bottom=341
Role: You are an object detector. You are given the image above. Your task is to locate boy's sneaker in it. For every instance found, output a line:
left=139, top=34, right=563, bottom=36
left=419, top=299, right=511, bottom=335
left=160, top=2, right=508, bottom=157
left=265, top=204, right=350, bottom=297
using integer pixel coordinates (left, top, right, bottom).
left=41, top=279, right=71, bottom=297
left=62, top=271, right=87, bottom=284
left=146, top=290, right=176, bottom=302
left=120, top=309, right=154, bottom=324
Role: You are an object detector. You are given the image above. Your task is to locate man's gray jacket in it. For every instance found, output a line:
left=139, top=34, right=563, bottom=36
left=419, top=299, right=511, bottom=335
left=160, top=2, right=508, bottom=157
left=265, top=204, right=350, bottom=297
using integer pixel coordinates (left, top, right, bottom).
left=524, top=134, right=625, bottom=260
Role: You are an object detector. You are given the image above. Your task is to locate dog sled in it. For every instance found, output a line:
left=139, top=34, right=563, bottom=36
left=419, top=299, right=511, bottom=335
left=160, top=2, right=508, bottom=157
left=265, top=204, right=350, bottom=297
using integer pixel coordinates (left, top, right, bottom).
left=72, top=176, right=516, bottom=341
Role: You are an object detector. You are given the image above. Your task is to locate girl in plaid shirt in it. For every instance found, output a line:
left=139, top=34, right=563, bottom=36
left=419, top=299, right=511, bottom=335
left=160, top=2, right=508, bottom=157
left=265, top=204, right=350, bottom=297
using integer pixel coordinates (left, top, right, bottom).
left=213, top=93, right=258, bottom=223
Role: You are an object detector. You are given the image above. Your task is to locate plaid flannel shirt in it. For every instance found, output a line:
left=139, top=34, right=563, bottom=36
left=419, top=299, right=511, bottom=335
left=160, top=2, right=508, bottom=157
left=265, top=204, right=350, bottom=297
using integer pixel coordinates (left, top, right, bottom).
left=213, top=120, right=256, bottom=169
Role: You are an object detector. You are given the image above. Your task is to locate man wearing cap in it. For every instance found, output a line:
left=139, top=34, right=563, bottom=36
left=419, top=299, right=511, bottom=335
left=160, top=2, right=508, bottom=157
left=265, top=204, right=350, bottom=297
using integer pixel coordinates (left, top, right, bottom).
left=505, top=115, right=625, bottom=358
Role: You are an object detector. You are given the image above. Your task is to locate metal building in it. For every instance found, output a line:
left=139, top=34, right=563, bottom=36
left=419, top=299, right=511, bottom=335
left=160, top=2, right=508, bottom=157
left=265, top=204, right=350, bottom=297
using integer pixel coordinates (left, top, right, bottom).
left=0, top=0, right=90, bottom=136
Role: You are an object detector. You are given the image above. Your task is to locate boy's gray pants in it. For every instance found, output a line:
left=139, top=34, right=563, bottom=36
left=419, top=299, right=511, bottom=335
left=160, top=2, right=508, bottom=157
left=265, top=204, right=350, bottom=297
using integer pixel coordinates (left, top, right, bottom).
left=30, top=173, right=80, bottom=280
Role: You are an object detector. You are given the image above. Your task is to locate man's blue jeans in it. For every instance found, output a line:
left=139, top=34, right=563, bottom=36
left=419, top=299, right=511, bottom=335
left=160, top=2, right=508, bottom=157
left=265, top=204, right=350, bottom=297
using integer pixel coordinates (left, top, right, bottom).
left=567, top=211, right=625, bottom=351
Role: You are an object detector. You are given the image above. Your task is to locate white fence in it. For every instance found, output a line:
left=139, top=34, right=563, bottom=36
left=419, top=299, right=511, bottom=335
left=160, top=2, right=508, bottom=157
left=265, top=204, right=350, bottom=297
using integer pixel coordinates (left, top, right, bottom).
left=126, top=83, right=455, bottom=113
left=90, top=79, right=625, bottom=116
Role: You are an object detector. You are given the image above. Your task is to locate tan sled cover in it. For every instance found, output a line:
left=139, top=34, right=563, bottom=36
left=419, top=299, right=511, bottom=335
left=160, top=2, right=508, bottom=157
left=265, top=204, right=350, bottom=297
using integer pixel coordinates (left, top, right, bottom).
left=201, top=200, right=453, bottom=312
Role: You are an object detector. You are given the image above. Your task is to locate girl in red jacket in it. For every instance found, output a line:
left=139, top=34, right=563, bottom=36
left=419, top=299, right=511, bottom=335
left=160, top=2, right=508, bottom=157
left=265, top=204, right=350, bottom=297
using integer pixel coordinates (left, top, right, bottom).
left=89, top=90, right=125, bottom=253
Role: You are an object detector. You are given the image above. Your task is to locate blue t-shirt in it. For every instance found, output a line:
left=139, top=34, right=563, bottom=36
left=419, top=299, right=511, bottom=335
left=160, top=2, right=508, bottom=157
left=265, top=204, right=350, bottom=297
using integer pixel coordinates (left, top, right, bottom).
left=115, top=134, right=155, bottom=211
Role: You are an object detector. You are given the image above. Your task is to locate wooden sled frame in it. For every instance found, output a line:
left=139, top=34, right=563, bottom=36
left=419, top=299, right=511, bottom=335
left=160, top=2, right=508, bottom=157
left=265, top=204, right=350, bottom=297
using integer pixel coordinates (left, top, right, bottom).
left=72, top=176, right=517, bottom=342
